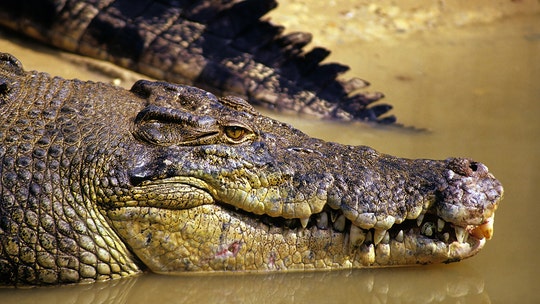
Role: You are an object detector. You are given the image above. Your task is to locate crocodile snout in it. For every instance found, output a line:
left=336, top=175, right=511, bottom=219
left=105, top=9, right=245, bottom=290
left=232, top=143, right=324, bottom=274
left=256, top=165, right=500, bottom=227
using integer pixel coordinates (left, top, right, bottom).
left=436, top=158, right=503, bottom=227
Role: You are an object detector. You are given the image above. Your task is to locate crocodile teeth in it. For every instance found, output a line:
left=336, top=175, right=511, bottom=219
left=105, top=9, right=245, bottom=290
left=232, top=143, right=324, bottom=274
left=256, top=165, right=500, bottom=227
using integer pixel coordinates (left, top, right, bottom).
left=421, top=222, right=435, bottom=237
left=381, top=230, right=390, bottom=244
left=455, top=227, right=468, bottom=243
left=315, top=212, right=329, bottom=229
left=349, top=225, right=366, bottom=247
left=330, top=210, right=339, bottom=223
left=395, top=230, right=404, bottom=243
left=470, top=217, right=494, bottom=240
left=333, top=215, right=346, bottom=232
left=300, top=217, right=309, bottom=229
left=443, top=232, right=450, bottom=242
left=437, top=219, right=445, bottom=232
left=416, top=214, right=425, bottom=227
left=365, top=244, right=375, bottom=264
left=373, top=229, right=387, bottom=245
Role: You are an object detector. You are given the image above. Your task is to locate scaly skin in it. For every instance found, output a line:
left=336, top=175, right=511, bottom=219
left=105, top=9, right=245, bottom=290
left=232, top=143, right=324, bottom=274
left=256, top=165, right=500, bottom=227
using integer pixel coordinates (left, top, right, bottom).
left=0, top=0, right=394, bottom=123
left=0, top=53, right=503, bottom=286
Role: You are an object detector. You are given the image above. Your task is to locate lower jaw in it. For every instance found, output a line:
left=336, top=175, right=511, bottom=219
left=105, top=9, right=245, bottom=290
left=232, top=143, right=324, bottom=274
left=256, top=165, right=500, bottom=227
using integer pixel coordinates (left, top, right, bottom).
left=106, top=205, right=485, bottom=274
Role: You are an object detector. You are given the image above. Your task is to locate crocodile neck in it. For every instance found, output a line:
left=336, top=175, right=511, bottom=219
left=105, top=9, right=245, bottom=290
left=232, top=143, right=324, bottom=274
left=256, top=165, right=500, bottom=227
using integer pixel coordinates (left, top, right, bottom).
left=0, top=67, right=140, bottom=284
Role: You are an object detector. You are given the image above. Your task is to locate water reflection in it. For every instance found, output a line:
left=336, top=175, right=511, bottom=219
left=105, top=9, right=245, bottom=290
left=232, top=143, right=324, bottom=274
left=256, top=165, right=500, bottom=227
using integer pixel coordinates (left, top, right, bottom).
left=0, top=277, right=137, bottom=304
left=1, top=265, right=488, bottom=304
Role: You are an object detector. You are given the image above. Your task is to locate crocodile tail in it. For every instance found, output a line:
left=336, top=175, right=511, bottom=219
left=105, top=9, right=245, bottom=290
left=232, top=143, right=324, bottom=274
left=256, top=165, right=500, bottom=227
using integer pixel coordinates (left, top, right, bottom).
left=0, top=0, right=395, bottom=123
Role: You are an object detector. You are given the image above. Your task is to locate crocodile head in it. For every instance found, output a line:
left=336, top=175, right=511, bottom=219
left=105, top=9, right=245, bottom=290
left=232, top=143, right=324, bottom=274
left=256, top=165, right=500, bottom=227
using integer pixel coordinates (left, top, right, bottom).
left=104, top=80, right=503, bottom=273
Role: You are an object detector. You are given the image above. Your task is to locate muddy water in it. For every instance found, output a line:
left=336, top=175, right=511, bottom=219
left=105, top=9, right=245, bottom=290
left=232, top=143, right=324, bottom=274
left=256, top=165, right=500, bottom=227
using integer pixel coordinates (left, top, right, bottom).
left=0, top=11, right=539, bottom=304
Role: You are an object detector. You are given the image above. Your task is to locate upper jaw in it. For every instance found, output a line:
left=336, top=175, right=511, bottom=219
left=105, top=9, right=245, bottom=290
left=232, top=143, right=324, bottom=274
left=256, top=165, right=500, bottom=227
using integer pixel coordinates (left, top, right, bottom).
left=156, top=173, right=500, bottom=250
left=235, top=157, right=503, bottom=250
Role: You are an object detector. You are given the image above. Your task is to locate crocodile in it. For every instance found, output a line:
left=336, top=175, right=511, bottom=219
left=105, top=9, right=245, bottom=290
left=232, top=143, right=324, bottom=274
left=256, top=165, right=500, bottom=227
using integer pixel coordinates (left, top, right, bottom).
left=0, top=53, right=503, bottom=286
left=0, top=0, right=395, bottom=124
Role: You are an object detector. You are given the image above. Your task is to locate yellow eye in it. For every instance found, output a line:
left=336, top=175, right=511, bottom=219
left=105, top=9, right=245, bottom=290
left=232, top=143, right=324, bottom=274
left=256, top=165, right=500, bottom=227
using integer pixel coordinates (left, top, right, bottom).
left=224, top=126, right=246, bottom=141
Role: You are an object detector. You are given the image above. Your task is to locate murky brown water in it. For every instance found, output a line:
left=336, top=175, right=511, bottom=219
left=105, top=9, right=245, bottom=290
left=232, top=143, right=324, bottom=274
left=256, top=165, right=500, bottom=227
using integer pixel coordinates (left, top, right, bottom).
left=0, top=10, right=539, bottom=304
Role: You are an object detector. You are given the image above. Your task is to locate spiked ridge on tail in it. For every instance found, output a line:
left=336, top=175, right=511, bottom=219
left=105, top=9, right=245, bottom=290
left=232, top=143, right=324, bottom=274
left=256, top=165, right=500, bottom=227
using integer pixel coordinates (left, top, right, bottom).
left=0, top=0, right=395, bottom=123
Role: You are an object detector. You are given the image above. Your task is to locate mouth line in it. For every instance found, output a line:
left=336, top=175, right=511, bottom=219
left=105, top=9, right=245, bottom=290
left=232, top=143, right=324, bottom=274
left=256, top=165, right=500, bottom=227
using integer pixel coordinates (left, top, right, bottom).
left=217, top=201, right=488, bottom=248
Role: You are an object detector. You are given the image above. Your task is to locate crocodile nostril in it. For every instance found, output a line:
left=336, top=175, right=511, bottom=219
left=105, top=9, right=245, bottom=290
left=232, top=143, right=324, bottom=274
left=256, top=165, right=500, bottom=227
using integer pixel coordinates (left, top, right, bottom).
left=464, top=161, right=489, bottom=177
left=447, top=158, right=490, bottom=177
left=473, top=162, right=489, bottom=177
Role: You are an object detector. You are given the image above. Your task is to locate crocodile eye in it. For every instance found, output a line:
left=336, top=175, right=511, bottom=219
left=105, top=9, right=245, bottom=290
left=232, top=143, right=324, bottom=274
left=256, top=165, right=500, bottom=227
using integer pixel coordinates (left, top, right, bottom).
left=224, top=126, right=247, bottom=141
left=221, top=119, right=255, bottom=143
